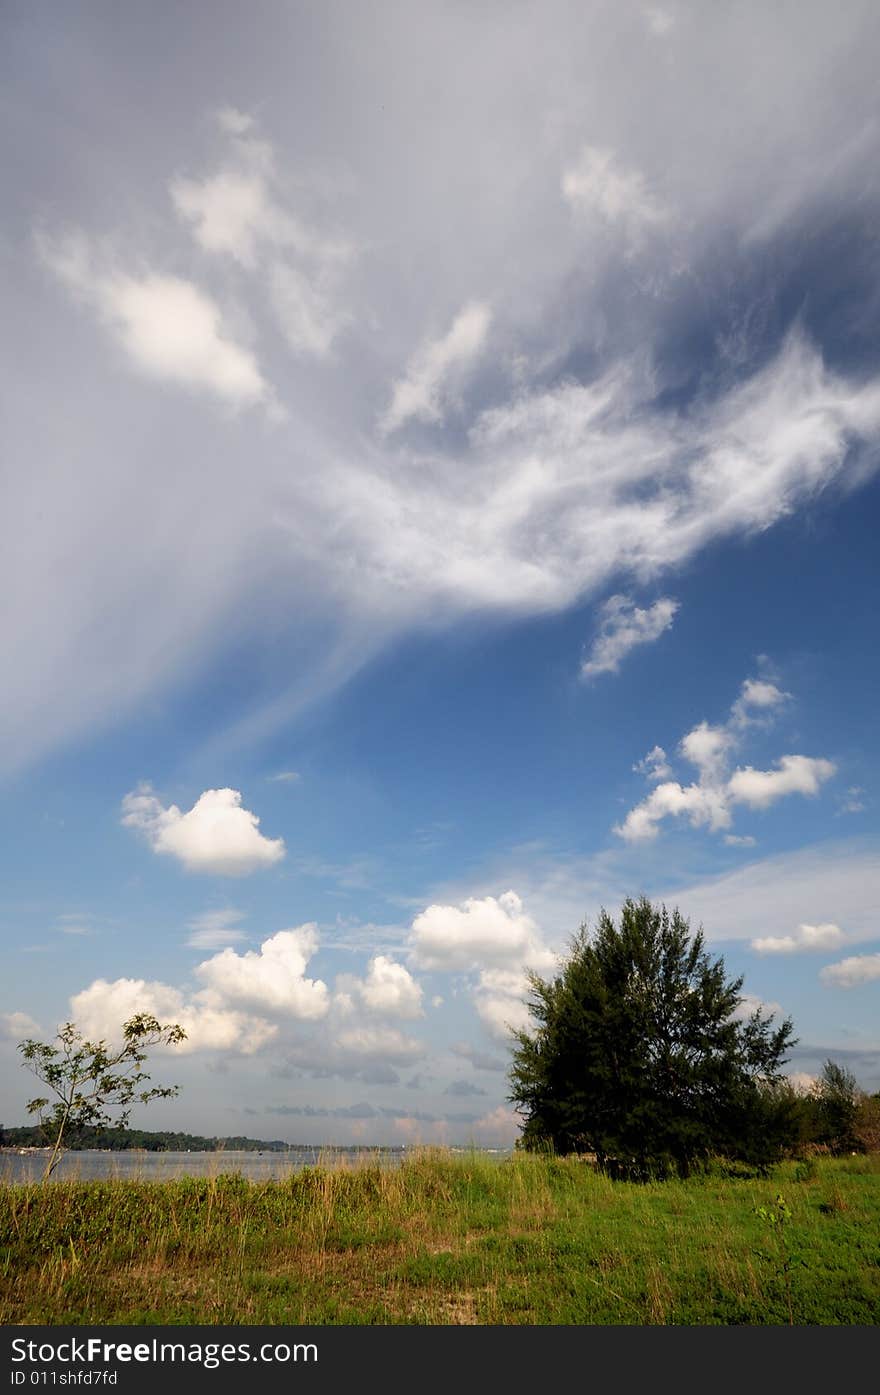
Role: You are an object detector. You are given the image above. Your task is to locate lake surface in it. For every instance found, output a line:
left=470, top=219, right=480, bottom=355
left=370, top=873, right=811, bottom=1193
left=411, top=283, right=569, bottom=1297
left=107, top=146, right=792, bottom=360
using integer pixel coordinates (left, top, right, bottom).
left=0, top=1147, right=417, bottom=1184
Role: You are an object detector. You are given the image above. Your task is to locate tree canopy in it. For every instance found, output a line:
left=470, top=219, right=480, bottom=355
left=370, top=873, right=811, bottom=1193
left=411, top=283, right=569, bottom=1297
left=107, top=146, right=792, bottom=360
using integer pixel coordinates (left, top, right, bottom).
left=509, top=896, right=797, bottom=1177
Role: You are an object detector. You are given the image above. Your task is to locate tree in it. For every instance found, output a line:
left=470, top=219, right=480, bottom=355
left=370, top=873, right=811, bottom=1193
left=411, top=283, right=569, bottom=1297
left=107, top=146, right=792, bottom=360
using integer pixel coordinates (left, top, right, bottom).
left=810, top=1060, right=861, bottom=1154
left=18, top=1014, right=187, bottom=1180
left=508, top=896, right=797, bottom=1178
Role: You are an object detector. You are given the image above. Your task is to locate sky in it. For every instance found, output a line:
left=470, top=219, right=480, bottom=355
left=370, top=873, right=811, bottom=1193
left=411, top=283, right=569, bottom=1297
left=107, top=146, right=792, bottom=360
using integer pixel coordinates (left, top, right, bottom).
left=2, top=0, right=879, bottom=1147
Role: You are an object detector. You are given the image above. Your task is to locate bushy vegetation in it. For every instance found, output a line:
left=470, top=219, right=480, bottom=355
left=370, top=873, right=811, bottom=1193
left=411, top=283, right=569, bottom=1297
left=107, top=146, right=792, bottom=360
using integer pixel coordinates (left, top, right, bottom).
left=1, top=1151, right=878, bottom=1325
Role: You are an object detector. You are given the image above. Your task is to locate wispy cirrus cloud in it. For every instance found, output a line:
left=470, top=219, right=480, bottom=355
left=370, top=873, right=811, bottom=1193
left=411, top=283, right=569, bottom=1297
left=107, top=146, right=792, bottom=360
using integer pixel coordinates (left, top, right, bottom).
left=379, top=301, right=491, bottom=435
left=186, top=908, right=248, bottom=949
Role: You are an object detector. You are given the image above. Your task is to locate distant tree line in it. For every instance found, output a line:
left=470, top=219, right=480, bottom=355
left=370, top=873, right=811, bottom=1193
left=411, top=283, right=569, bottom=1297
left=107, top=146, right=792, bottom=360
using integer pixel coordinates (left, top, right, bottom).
left=0, top=1125, right=292, bottom=1152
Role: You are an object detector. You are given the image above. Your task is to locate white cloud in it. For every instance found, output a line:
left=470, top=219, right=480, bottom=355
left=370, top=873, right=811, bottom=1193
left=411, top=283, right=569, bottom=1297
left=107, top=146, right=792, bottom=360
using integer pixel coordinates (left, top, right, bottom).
left=408, top=890, right=555, bottom=1043
left=581, top=595, right=678, bottom=679
left=728, top=755, right=836, bottom=809
left=562, top=146, right=669, bottom=231
left=121, top=785, right=286, bottom=876
left=724, top=834, right=756, bottom=847
left=38, top=233, right=271, bottom=410
left=474, top=966, right=536, bottom=1040
left=336, top=955, right=424, bottom=1020
left=171, top=168, right=283, bottom=269
left=195, top=926, right=329, bottom=1018
left=69, top=977, right=277, bottom=1055
left=733, top=992, right=784, bottom=1022
left=615, top=678, right=835, bottom=842
left=380, top=302, right=491, bottom=434
left=171, top=114, right=353, bottom=357
left=820, top=954, right=880, bottom=989
left=1, top=1010, right=41, bottom=1041
left=751, top=922, right=846, bottom=954
left=615, top=779, right=729, bottom=842
left=633, top=745, right=672, bottom=782
left=679, top=721, right=734, bottom=783
left=67, top=925, right=333, bottom=1059
left=14, top=86, right=880, bottom=778
left=410, top=890, right=539, bottom=971
left=216, top=107, right=256, bottom=138
left=731, top=678, right=790, bottom=727
left=267, top=770, right=300, bottom=784
left=185, top=908, right=248, bottom=949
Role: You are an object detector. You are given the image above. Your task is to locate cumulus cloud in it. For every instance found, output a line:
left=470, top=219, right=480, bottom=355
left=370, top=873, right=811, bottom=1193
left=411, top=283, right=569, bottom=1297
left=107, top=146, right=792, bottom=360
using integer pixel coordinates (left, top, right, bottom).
left=633, top=745, right=672, bottom=782
left=728, top=756, right=836, bottom=809
left=335, top=955, right=424, bottom=1019
left=68, top=925, right=333, bottom=1058
left=581, top=595, right=678, bottom=679
left=121, top=785, right=286, bottom=876
left=615, top=677, right=835, bottom=842
left=820, top=954, right=880, bottom=989
left=380, top=302, right=491, bottom=434
left=410, top=890, right=540, bottom=971
left=1, top=1010, right=40, bottom=1041
left=37, top=233, right=272, bottom=410
left=751, top=922, right=846, bottom=954
left=70, top=977, right=277, bottom=1055
left=195, top=926, right=329, bottom=1018
left=731, top=679, right=791, bottom=727
left=474, top=966, right=537, bottom=1040
left=409, top=890, right=555, bottom=1043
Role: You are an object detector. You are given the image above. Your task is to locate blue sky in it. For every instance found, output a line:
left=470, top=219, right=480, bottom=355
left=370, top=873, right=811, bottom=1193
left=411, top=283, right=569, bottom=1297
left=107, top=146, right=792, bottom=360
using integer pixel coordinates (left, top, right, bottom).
left=2, top=1, right=879, bottom=1144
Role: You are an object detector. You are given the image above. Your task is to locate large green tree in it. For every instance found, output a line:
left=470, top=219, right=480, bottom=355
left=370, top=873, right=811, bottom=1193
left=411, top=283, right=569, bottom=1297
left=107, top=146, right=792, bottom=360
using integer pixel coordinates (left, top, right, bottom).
left=508, top=896, right=797, bottom=1177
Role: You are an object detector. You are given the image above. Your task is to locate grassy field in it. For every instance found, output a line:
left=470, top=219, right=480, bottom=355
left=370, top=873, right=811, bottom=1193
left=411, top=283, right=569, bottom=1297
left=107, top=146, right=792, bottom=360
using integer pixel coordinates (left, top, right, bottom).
left=2, top=1150, right=878, bottom=1325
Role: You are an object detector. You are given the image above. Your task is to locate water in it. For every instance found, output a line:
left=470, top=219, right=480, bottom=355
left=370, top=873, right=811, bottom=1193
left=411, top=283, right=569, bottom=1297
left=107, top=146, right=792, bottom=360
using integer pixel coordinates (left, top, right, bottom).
left=0, top=1147, right=413, bottom=1184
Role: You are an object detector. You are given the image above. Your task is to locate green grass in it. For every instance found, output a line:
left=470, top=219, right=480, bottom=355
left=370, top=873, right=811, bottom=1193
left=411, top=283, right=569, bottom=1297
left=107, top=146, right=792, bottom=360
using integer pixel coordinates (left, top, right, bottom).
left=2, top=1150, right=879, bottom=1324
